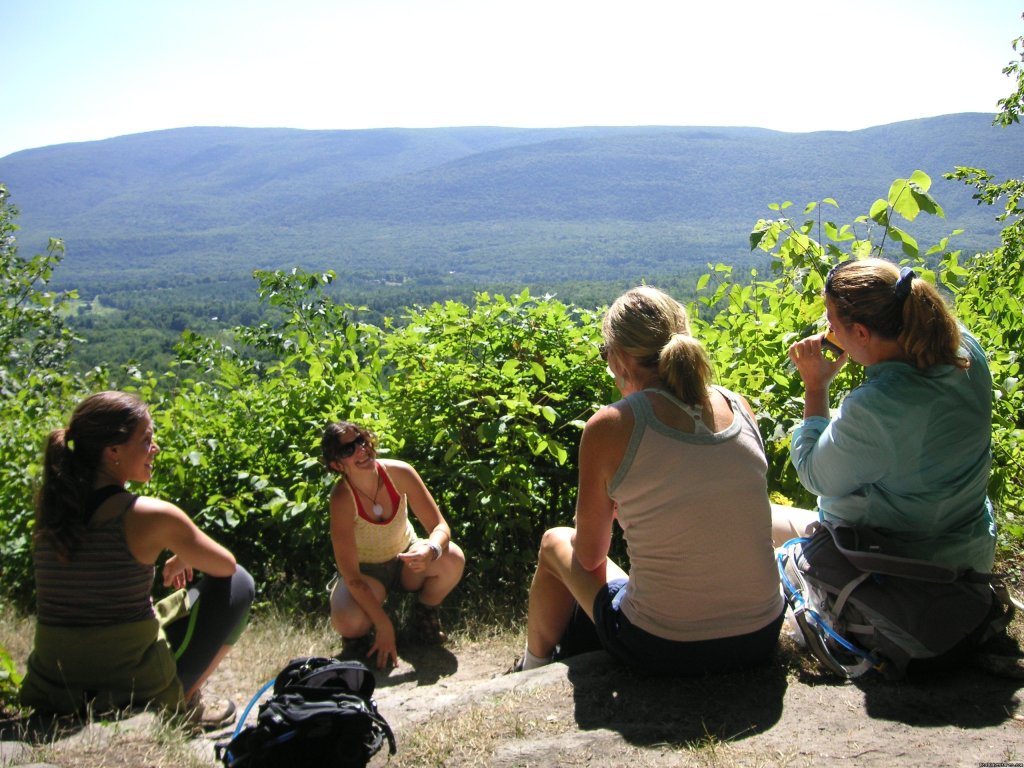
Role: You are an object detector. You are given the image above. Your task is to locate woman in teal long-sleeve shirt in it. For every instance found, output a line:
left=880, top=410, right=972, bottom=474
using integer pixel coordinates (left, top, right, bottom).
left=772, top=258, right=996, bottom=574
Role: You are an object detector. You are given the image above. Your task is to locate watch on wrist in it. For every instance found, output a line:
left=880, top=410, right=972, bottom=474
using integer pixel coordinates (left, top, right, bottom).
left=427, top=541, right=442, bottom=561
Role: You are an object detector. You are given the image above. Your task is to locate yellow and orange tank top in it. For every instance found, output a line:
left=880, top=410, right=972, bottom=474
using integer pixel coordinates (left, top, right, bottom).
left=346, top=462, right=416, bottom=564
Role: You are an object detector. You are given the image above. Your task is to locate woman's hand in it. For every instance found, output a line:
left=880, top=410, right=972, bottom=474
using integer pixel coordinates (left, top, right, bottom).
left=788, top=334, right=847, bottom=419
left=397, top=540, right=437, bottom=573
left=369, top=617, right=399, bottom=669
left=161, top=554, right=194, bottom=589
left=789, top=334, right=846, bottom=387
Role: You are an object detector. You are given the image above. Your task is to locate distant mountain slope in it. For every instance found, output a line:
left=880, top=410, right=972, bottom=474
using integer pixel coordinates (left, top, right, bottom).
left=1, top=116, right=1021, bottom=294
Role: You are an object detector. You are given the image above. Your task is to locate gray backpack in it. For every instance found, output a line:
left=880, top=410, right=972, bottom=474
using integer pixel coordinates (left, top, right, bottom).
left=778, top=521, right=1018, bottom=679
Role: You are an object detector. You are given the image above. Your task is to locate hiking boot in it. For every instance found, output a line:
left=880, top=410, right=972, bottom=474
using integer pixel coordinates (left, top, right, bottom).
left=337, top=633, right=375, bottom=662
left=409, top=602, right=446, bottom=645
left=182, top=691, right=237, bottom=732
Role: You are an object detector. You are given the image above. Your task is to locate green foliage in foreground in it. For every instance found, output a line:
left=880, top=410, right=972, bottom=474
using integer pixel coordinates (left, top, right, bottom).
left=385, top=290, right=616, bottom=583
left=0, top=642, right=20, bottom=710
left=0, top=185, right=90, bottom=609
left=3, top=162, right=1023, bottom=613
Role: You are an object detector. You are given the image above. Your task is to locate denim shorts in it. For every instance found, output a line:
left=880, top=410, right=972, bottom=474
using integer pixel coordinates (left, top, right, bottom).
left=566, top=578, right=784, bottom=676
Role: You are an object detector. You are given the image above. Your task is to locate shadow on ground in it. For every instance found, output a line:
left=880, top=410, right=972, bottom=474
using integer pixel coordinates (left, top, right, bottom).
left=374, top=644, right=460, bottom=688
left=563, top=651, right=788, bottom=747
left=856, top=665, right=1023, bottom=728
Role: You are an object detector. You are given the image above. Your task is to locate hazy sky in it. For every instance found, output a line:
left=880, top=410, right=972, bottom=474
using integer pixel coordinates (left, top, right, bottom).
left=2, top=0, right=1022, bottom=158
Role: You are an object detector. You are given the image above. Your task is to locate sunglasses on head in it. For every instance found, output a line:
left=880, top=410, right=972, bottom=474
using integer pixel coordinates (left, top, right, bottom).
left=337, top=434, right=369, bottom=459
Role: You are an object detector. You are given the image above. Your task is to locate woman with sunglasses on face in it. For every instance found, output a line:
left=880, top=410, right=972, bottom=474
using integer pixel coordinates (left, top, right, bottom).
left=20, top=391, right=254, bottom=728
left=772, top=258, right=996, bottom=575
left=510, top=286, right=784, bottom=675
left=322, top=422, right=466, bottom=669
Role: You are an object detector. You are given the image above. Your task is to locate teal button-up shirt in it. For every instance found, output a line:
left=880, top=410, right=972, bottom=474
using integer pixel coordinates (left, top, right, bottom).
left=791, top=329, right=996, bottom=572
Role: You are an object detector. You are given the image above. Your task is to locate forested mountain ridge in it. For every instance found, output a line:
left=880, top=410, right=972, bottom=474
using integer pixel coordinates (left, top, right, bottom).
left=1, top=114, right=1022, bottom=297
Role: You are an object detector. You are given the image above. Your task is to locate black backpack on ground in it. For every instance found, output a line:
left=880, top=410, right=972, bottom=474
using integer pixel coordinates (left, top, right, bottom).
left=215, top=656, right=396, bottom=767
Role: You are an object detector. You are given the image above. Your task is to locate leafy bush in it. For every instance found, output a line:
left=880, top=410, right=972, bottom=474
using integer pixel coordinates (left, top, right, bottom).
left=383, top=290, right=616, bottom=590
left=0, top=184, right=86, bottom=609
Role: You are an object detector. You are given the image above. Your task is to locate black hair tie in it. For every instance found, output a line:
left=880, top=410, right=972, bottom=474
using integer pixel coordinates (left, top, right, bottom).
left=894, top=267, right=916, bottom=302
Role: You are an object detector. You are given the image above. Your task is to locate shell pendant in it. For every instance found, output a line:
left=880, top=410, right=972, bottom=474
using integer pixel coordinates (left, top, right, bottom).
left=372, top=503, right=384, bottom=518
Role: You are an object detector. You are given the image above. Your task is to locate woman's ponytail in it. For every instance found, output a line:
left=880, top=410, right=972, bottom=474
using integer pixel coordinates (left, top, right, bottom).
left=36, top=427, right=90, bottom=561
left=899, top=279, right=966, bottom=370
left=659, top=333, right=714, bottom=406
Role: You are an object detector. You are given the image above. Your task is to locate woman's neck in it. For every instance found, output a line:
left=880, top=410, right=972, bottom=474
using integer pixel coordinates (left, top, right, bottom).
left=862, top=337, right=908, bottom=367
left=93, top=469, right=125, bottom=490
left=345, top=461, right=378, bottom=486
left=622, top=368, right=664, bottom=396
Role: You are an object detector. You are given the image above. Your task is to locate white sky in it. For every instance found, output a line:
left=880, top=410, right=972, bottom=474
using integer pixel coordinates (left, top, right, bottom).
left=2, top=0, right=1022, bottom=159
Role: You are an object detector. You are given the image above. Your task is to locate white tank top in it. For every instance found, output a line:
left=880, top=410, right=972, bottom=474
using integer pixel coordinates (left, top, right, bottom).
left=609, top=386, right=784, bottom=641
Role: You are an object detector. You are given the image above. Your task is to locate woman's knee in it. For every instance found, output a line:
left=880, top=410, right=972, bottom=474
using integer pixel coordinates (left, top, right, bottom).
left=443, top=541, right=466, bottom=579
left=770, top=503, right=817, bottom=547
left=233, top=564, right=256, bottom=603
left=538, top=526, right=574, bottom=566
left=330, top=608, right=371, bottom=638
left=330, top=591, right=372, bottom=636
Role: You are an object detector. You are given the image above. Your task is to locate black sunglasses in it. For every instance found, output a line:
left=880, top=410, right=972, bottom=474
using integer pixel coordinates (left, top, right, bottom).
left=599, top=343, right=609, bottom=361
left=337, top=434, right=369, bottom=459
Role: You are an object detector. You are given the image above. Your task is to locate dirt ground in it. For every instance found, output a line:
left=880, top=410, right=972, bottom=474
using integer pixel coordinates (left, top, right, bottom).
left=363, top=638, right=1024, bottom=767
left=4, top=627, right=1024, bottom=767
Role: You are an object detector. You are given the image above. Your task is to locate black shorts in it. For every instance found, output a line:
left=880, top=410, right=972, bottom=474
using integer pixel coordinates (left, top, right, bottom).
left=559, top=578, right=784, bottom=676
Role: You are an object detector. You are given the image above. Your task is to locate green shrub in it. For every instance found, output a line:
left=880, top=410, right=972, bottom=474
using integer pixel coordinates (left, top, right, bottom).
left=383, top=289, right=616, bottom=591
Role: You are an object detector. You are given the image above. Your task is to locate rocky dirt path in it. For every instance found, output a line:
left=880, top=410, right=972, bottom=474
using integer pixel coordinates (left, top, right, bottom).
left=4, top=634, right=1024, bottom=767
left=359, top=641, right=1024, bottom=767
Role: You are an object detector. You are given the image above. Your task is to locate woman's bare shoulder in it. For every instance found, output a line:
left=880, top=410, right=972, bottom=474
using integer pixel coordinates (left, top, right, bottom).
left=587, top=399, right=633, bottom=429
left=378, top=458, right=420, bottom=482
left=582, top=400, right=634, bottom=451
left=126, top=494, right=184, bottom=518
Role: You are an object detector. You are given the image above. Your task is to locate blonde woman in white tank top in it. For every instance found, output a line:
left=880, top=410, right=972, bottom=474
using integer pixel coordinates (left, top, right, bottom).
left=510, top=286, right=783, bottom=675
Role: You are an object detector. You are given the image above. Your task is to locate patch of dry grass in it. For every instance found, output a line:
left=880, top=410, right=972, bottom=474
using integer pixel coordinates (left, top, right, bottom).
left=211, top=606, right=338, bottom=705
left=0, top=607, right=341, bottom=768
left=387, top=681, right=574, bottom=767
left=381, top=678, right=798, bottom=768
left=0, top=603, right=33, bottom=667
left=28, top=712, right=213, bottom=768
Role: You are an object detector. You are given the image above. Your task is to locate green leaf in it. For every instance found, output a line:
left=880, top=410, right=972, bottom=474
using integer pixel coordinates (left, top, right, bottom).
left=908, top=169, right=932, bottom=192
left=547, top=439, right=568, bottom=464
left=749, top=227, right=768, bottom=251
left=869, top=198, right=889, bottom=224
left=889, top=177, right=924, bottom=222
